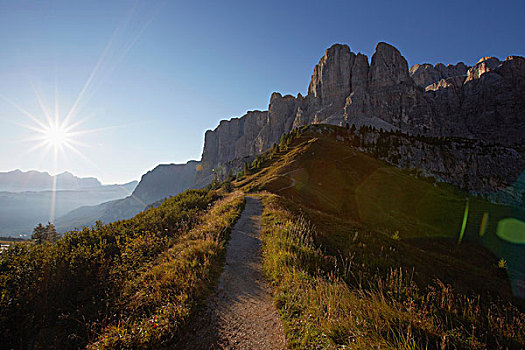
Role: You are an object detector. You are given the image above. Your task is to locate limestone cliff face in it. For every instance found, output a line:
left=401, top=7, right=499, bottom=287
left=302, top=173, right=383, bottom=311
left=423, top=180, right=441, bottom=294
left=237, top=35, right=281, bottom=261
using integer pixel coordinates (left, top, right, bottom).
left=425, top=55, right=525, bottom=145
left=345, top=42, right=429, bottom=132
left=132, top=161, right=200, bottom=204
left=410, top=62, right=469, bottom=89
left=198, top=111, right=268, bottom=186
left=303, top=125, right=525, bottom=204
left=197, top=42, right=525, bottom=197
left=308, top=44, right=354, bottom=117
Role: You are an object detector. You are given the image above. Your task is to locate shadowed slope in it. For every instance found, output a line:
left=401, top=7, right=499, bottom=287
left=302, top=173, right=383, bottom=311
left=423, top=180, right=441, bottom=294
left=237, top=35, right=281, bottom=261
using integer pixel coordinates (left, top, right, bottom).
left=239, top=126, right=525, bottom=298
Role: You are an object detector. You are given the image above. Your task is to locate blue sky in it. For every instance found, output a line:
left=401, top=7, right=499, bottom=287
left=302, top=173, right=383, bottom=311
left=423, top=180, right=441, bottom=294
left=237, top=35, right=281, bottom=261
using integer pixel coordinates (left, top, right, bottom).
left=1, top=0, right=524, bottom=184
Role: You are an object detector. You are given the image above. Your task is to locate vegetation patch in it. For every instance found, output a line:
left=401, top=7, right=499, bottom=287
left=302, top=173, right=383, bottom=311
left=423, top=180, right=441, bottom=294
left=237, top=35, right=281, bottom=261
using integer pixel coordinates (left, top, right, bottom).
left=259, top=193, right=525, bottom=349
left=0, top=188, right=245, bottom=349
left=90, top=190, right=245, bottom=349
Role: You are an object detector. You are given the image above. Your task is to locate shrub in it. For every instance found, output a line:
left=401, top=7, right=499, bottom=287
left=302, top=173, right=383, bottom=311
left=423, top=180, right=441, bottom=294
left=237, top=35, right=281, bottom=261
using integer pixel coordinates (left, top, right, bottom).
left=0, top=189, right=244, bottom=349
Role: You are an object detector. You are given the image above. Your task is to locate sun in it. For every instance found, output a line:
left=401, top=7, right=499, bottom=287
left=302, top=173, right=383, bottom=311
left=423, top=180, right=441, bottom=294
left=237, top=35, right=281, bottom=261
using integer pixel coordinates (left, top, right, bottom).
left=28, top=118, right=78, bottom=153
left=43, top=123, right=72, bottom=149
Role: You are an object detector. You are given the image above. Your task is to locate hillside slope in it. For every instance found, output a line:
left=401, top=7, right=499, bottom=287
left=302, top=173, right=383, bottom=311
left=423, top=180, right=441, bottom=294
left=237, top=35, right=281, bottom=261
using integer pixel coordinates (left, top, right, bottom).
left=236, top=126, right=525, bottom=348
left=240, top=125, right=525, bottom=298
left=0, top=188, right=245, bottom=349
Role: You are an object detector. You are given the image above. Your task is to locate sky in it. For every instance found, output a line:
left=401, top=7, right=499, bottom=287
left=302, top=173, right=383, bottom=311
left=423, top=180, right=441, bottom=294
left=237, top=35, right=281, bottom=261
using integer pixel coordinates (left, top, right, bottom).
left=1, top=0, right=524, bottom=184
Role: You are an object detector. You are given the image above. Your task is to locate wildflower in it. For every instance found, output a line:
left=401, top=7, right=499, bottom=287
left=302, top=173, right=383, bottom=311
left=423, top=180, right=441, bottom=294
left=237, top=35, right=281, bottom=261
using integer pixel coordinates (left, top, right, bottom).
left=497, top=258, right=507, bottom=269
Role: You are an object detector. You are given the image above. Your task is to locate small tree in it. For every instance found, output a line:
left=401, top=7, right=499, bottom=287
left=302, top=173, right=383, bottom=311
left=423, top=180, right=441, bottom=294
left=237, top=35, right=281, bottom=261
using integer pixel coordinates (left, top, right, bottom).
left=32, top=222, right=60, bottom=244
left=31, top=223, right=47, bottom=244
left=210, top=172, right=220, bottom=190
left=45, top=222, right=60, bottom=243
left=226, top=169, right=234, bottom=182
left=286, top=134, right=293, bottom=146
left=221, top=178, right=234, bottom=192
left=279, top=133, right=287, bottom=146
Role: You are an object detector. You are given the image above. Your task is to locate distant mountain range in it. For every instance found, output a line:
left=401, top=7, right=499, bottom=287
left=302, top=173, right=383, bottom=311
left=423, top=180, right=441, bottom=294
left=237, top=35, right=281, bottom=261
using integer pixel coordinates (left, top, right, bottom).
left=53, top=42, right=525, bottom=232
left=0, top=170, right=137, bottom=236
left=0, top=169, right=117, bottom=192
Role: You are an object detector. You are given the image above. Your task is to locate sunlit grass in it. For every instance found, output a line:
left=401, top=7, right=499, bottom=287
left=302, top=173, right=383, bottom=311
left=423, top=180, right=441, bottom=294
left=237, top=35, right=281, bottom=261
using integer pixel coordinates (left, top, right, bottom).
left=89, top=190, right=245, bottom=349
left=498, top=258, right=508, bottom=270
left=259, top=193, right=525, bottom=349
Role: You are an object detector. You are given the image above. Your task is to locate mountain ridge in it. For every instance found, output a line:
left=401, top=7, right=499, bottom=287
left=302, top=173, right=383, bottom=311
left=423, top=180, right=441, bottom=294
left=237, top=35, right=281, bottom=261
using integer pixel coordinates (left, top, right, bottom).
left=0, top=169, right=137, bottom=192
left=197, top=42, right=524, bottom=201
left=55, top=161, right=200, bottom=232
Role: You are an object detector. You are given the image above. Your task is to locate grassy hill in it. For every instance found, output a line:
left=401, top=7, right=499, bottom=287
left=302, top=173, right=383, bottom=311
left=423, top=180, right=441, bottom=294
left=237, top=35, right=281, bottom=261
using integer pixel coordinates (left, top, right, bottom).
left=237, top=125, right=525, bottom=348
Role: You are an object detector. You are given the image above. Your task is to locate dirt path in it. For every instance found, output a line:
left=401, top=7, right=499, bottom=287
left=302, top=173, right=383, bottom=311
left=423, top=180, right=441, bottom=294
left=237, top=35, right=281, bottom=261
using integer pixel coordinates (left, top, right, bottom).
left=173, top=196, right=286, bottom=350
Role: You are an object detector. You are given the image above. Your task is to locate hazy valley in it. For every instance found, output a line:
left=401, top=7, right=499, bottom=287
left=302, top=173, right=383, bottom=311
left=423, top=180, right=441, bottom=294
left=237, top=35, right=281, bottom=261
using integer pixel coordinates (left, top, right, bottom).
left=0, top=170, right=137, bottom=236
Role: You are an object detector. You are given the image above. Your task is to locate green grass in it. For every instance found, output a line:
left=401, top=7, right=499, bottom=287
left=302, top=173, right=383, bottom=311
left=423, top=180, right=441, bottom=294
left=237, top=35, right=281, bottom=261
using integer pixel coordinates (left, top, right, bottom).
left=241, top=126, right=524, bottom=296
left=259, top=193, right=525, bottom=349
left=244, top=132, right=473, bottom=239
left=242, top=125, right=524, bottom=349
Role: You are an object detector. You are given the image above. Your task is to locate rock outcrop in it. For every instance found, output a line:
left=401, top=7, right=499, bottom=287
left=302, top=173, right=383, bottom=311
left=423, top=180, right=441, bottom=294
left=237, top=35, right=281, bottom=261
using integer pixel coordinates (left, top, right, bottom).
left=301, top=124, right=525, bottom=203
left=427, top=55, right=525, bottom=145
left=198, top=42, right=525, bottom=196
left=410, top=62, right=469, bottom=89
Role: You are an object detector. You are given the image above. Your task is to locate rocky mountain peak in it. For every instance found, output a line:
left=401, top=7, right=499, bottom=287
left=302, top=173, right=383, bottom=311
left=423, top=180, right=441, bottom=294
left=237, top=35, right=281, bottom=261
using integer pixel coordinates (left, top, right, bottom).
left=500, top=56, right=525, bottom=83
left=369, top=42, right=410, bottom=87
left=476, top=56, right=501, bottom=66
left=466, top=56, right=503, bottom=81
left=505, top=55, right=524, bottom=62
left=308, top=43, right=355, bottom=108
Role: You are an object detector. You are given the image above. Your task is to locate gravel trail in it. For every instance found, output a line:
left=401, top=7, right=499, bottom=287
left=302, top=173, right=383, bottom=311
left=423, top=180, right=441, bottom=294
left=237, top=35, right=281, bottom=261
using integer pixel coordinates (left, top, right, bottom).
left=173, top=196, right=286, bottom=350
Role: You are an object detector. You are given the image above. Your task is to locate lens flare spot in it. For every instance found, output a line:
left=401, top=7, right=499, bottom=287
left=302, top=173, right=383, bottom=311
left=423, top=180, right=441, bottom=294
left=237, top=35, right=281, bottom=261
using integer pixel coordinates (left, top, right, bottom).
left=497, top=218, right=525, bottom=244
left=479, top=212, right=489, bottom=237
left=457, top=198, right=469, bottom=245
